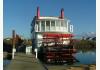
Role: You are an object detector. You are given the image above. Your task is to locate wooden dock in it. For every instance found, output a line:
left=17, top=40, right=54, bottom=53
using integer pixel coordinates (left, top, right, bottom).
left=67, top=65, right=96, bottom=70
left=46, top=65, right=96, bottom=70
left=6, top=53, right=45, bottom=70
left=5, top=53, right=96, bottom=70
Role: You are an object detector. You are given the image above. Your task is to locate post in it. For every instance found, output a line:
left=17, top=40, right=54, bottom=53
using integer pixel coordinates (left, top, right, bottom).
left=50, top=20, right=51, bottom=31
left=35, top=48, right=38, bottom=59
left=70, top=25, right=73, bottom=33
left=45, top=21, right=46, bottom=32
left=39, top=21, right=41, bottom=32
left=67, top=20, right=69, bottom=32
left=12, top=30, right=16, bottom=59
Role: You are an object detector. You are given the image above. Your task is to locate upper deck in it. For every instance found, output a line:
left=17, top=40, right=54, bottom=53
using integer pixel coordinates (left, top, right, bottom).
left=31, top=7, right=73, bottom=34
left=31, top=16, right=73, bottom=33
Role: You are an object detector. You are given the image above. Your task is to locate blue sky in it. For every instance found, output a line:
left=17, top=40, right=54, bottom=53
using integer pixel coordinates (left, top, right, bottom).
left=4, top=0, right=96, bottom=38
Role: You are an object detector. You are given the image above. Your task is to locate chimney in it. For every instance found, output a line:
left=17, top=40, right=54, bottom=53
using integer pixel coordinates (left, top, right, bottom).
left=37, top=7, right=40, bottom=19
left=60, top=8, right=64, bottom=19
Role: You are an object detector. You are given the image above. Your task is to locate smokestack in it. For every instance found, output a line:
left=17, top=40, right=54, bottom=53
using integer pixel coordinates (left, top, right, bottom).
left=60, top=8, right=64, bottom=19
left=37, top=6, right=40, bottom=19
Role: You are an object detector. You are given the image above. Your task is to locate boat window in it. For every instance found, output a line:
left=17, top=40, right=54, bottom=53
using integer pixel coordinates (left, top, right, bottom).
left=56, top=20, right=60, bottom=26
left=56, top=20, right=60, bottom=31
left=35, top=21, right=40, bottom=32
left=61, top=20, right=64, bottom=26
left=41, top=21, right=45, bottom=32
left=46, top=21, right=50, bottom=31
left=51, top=21, right=55, bottom=31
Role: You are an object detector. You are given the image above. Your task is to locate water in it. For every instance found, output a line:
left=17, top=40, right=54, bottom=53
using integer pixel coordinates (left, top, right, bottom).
left=74, top=51, right=96, bottom=65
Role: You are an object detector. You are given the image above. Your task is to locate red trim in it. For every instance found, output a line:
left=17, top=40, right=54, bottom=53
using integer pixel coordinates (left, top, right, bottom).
left=43, top=33, right=74, bottom=38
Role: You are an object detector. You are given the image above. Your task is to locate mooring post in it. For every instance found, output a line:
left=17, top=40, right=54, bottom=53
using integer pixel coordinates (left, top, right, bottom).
left=35, top=48, right=38, bottom=59
left=12, top=30, right=16, bottom=59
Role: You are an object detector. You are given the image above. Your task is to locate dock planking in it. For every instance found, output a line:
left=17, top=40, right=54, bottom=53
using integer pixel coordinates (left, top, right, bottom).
left=7, top=53, right=45, bottom=70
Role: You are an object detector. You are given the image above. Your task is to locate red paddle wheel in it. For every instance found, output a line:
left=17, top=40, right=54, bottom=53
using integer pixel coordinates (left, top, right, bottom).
left=39, top=33, right=77, bottom=64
